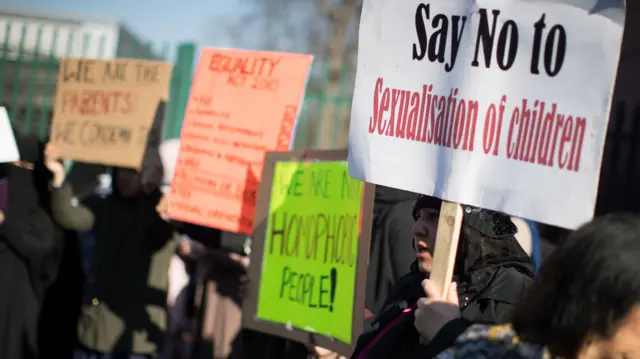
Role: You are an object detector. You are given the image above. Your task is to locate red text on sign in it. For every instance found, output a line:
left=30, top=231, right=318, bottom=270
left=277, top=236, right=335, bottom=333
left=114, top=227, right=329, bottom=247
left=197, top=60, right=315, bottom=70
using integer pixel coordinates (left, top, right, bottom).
left=367, top=77, right=587, bottom=172
left=60, top=89, right=136, bottom=115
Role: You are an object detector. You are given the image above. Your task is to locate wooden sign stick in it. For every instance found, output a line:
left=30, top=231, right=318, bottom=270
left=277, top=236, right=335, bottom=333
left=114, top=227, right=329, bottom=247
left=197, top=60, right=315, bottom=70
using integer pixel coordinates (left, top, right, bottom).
left=429, top=201, right=464, bottom=297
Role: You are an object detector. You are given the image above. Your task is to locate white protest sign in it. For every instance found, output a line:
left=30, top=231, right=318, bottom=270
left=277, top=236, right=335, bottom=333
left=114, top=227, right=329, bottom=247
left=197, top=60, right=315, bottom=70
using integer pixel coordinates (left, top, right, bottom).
left=0, top=107, right=19, bottom=163
left=349, top=0, right=625, bottom=229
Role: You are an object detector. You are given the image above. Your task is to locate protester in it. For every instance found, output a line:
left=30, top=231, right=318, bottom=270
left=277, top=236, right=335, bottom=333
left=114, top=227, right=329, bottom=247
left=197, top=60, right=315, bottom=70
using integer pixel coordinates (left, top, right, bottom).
left=164, top=233, right=196, bottom=359
left=76, top=172, right=112, bottom=282
left=416, top=213, right=640, bottom=359
left=39, top=142, right=96, bottom=359
left=73, top=146, right=176, bottom=358
left=350, top=195, right=534, bottom=359
left=176, top=219, right=302, bottom=359
left=366, top=186, right=419, bottom=315
left=0, top=133, right=56, bottom=359
left=154, top=192, right=195, bottom=359
left=187, top=228, right=250, bottom=359
left=157, top=140, right=197, bottom=359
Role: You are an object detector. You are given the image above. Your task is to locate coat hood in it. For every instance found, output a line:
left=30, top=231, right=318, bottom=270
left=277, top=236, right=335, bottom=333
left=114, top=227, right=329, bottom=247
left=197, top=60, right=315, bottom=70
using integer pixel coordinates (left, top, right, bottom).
left=375, top=186, right=418, bottom=205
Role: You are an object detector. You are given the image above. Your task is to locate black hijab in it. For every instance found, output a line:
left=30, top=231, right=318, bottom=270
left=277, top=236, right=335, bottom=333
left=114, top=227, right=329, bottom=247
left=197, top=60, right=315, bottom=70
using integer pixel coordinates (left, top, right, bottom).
left=350, top=197, right=534, bottom=359
left=411, top=195, right=534, bottom=279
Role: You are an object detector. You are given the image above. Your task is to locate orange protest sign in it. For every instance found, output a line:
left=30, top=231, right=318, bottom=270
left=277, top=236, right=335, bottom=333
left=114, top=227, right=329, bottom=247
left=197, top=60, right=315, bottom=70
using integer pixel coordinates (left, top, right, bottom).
left=168, top=48, right=313, bottom=234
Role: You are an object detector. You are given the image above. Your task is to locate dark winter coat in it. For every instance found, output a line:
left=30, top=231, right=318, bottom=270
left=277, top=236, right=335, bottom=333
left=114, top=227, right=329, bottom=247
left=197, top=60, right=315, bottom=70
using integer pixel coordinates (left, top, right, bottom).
left=351, top=257, right=533, bottom=359
left=351, top=200, right=535, bottom=359
left=0, top=133, right=57, bottom=359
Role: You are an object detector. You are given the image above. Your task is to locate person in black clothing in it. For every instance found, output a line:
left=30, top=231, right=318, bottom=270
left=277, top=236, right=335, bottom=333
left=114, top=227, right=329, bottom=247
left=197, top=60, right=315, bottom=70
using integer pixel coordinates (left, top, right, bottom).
left=350, top=195, right=534, bottom=359
left=0, top=133, right=57, bottom=359
left=415, top=214, right=640, bottom=359
left=38, top=142, right=91, bottom=359
left=365, top=186, right=418, bottom=316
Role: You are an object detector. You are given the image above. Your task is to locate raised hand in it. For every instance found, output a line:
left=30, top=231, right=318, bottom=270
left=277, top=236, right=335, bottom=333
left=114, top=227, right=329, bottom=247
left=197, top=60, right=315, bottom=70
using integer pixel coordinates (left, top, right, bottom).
left=44, top=142, right=65, bottom=187
left=414, top=279, right=460, bottom=342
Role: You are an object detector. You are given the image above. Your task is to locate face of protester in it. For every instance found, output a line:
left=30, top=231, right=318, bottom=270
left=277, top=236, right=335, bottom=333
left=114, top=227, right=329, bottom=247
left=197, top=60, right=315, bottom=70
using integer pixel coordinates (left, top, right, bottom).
left=412, top=207, right=439, bottom=273
left=116, top=169, right=141, bottom=198
left=580, top=306, right=640, bottom=359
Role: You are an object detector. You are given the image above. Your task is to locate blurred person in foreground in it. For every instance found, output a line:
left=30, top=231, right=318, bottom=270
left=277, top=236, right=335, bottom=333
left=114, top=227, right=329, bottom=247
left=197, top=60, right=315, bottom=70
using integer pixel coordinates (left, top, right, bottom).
left=416, top=213, right=640, bottom=359
left=0, top=133, right=56, bottom=359
left=39, top=142, right=96, bottom=359
left=73, top=145, right=176, bottom=359
left=350, top=195, right=534, bottom=359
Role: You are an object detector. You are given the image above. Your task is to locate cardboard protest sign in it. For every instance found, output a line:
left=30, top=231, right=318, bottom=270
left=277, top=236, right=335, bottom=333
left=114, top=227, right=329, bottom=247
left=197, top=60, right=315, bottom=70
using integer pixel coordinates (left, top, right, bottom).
left=50, top=58, right=172, bottom=168
left=242, top=150, right=374, bottom=356
left=348, top=0, right=625, bottom=229
left=168, top=48, right=313, bottom=234
left=0, top=107, right=19, bottom=163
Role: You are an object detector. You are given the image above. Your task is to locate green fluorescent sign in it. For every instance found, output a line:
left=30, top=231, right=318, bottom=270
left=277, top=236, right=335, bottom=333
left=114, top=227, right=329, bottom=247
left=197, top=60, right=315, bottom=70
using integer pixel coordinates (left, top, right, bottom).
left=256, top=160, right=363, bottom=344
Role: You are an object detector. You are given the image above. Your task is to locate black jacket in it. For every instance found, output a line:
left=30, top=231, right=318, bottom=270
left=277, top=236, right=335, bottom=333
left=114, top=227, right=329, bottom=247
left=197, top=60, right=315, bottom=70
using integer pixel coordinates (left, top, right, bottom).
left=351, top=258, right=533, bottom=359
left=0, top=134, right=57, bottom=359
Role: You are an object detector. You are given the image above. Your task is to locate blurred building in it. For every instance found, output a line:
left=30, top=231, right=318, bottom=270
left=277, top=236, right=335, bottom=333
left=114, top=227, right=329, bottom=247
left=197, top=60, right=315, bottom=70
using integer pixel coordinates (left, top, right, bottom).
left=0, top=5, right=170, bottom=194
left=0, top=5, right=162, bottom=135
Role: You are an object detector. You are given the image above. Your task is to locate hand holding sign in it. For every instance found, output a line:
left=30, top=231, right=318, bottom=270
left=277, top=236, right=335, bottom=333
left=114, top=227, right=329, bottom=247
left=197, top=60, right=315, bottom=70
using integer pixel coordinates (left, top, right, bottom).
left=313, top=346, right=347, bottom=359
left=414, top=279, right=460, bottom=343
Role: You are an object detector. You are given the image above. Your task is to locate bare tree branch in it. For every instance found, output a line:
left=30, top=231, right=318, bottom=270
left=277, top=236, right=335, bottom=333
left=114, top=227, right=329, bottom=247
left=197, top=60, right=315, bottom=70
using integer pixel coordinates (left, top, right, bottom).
left=214, top=0, right=363, bottom=148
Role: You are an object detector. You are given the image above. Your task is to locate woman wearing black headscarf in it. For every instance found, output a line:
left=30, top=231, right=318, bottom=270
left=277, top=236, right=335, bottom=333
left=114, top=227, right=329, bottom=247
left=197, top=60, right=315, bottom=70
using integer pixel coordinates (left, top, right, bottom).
left=0, top=132, right=57, bottom=359
left=350, top=195, right=534, bottom=359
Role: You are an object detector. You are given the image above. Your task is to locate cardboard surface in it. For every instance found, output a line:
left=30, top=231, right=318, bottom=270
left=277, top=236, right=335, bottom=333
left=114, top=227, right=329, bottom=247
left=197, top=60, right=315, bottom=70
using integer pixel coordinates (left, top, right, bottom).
left=50, top=58, right=172, bottom=168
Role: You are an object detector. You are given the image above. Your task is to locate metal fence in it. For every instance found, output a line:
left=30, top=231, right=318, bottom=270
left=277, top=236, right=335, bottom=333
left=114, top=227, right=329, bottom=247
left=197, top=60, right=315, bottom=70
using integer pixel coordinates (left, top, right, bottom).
left=0, top=21, right=196, bottom=140
left=0, top=21, right=355, bottom=150
left=294, top=63, right=354, bottom=150
left=4, top=13, right=640, bottom=247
